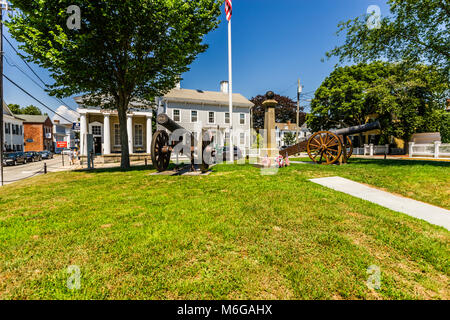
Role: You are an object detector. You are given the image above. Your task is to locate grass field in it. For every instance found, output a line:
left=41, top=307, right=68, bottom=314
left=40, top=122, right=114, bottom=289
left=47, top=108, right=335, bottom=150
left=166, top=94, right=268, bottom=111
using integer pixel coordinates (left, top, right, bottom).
left=0, top=158, right=448, bottom=299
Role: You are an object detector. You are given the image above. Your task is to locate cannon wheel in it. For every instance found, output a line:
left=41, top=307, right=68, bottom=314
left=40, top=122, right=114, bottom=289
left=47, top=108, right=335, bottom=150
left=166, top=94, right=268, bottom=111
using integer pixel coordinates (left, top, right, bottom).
left=307, top=131, right=342, bottom=164
left=151, top=130, right=171, bottom=172
left=344, top=136, right=353, bottom=159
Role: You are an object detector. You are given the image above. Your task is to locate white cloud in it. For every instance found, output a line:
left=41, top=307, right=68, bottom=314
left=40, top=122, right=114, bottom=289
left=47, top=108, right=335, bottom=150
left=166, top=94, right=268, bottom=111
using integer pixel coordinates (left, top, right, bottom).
left=52, top=105, right=79, bottom=124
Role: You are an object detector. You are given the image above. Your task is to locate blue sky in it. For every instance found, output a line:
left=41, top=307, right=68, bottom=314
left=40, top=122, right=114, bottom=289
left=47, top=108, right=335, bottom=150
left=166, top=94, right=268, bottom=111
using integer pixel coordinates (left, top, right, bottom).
left=3, top=0, right=390, bottom=117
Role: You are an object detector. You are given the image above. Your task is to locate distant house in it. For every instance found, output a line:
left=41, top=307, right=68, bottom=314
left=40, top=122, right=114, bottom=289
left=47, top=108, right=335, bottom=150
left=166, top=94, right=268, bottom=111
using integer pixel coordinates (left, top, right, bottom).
left=16, top=114, right=53, bottom=152
left=53, top=120, right=77, bottom=153
left=275, top=121, right=311, bottom=147
left=2, top=102, right=24, bottom=152
left=157, top=81, right=253, bottom=152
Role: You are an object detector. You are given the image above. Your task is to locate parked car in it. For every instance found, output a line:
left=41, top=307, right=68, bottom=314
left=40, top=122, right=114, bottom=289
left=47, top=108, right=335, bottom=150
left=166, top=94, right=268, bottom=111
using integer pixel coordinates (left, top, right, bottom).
left=39, top=150, right=53, bottom=159
left=25, top=151, right=42, bottom=162
left=2, top=152, right=26, bottom=166
left=217, top=146, right=243, bottom=162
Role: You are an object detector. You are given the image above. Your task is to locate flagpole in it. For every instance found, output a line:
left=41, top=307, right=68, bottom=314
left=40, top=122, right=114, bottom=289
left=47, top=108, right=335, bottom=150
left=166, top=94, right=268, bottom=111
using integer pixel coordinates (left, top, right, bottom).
left=227, top=18, right=233, bottom=162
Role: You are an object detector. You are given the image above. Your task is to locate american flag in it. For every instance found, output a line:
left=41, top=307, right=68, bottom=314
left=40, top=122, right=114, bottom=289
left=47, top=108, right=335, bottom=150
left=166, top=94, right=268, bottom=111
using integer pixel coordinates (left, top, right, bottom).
left=225, top=0, right=232, bottom=21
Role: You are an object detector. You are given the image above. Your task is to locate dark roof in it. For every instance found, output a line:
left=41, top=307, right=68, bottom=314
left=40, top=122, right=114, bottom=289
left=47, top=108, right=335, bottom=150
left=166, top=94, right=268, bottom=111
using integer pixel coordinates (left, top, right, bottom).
left=16, top=114, right=51, bottom=123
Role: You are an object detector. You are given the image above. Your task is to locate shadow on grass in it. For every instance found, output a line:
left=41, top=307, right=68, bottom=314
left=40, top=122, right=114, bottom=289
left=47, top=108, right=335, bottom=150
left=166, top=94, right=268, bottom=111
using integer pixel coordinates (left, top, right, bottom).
left=290, top=157, right=450, bottom=168
left=73, top=162, right=193, bottom=174
left=348, top=158, right=450, bottom=168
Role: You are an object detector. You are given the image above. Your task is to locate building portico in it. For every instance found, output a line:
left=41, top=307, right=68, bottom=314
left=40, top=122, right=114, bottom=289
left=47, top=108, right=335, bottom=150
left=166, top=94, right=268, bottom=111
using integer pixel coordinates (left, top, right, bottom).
left=77, top=108, right=153, bottom=159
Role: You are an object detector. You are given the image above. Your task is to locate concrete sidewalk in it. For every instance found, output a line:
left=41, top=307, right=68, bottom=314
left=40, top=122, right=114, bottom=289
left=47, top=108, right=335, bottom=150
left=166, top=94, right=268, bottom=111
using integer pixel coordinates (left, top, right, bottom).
left=309, top=176, right=450, bottom=230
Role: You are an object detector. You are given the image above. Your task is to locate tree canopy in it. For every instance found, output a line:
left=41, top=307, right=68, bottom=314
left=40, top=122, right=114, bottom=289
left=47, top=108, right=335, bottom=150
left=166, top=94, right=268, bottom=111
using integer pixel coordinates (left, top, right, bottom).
left=307, top=62, right=448, bottom=149
left=326, top=0, right=450, bottom=79
left=7, top=0, right=222, bottom=168
left=250, top=93, right=306, bottom=131
left=8, top=104, right=43, bottom=115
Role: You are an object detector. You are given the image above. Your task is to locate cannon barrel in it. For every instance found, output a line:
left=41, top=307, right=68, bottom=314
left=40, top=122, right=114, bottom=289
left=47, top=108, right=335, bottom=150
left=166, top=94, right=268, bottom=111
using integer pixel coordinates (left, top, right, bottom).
left=334, top=121, right=381, bottom=136
left=156, top=113, right=185, bottom=133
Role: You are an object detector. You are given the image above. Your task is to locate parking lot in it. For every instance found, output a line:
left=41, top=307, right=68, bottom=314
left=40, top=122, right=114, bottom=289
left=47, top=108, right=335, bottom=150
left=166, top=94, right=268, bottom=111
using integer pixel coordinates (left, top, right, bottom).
left=1, top=154, right=76, bottom=186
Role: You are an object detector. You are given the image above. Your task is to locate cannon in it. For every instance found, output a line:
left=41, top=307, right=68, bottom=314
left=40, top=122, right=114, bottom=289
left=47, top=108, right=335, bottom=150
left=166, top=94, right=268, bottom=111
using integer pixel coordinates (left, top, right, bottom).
left=280, top=121, right=381, bottom=165
left=151, top=113, right=214, bottom=172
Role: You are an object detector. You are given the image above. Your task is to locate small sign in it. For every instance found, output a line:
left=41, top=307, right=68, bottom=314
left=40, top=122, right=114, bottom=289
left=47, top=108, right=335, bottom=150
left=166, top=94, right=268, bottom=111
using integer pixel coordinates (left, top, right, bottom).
left=57, top=141, right=68, bottom=149
left=26, top=139, right=34, bottom=143
left=72, top=122, right=80, bottom=131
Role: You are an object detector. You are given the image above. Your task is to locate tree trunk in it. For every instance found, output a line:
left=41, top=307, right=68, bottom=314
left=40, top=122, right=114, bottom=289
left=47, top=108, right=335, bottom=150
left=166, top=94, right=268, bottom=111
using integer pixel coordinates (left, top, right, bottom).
left=403, top=135, right=410, bottom=155
left=117, top=95, right=130, bottom=170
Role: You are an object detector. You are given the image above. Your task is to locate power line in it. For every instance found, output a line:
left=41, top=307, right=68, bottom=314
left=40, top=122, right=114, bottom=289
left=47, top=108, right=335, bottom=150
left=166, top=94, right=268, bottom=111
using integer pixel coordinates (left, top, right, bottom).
left=3, top=35, right=47, bottom=86
left=3, top=73, right=74, bottom=123
left=4, top=54, right=78, bottom=113
left=2, top=35, right=76, bottom=111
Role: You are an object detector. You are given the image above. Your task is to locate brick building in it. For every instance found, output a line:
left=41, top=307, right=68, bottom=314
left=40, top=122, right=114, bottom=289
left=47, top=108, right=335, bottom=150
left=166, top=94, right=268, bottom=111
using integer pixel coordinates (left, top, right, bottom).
left=16, top=115, right=53, bottom=152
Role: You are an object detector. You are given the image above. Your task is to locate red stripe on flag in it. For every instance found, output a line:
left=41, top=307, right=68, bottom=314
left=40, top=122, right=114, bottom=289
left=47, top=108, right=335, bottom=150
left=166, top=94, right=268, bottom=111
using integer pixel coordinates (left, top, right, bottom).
left=225, top=0, right=232, bottom=21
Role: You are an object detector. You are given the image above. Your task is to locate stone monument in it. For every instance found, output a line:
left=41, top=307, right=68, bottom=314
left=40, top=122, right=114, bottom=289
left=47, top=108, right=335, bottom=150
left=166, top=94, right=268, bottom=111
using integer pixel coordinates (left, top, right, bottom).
left=262, top=91, right=278, bottom=159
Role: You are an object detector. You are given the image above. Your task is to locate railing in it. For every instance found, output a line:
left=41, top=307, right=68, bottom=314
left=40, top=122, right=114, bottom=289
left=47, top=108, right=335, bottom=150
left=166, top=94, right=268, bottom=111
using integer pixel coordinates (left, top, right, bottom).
left=409, top=142, right=450, bottom=159
left=353, top=144, right=390, bottom=156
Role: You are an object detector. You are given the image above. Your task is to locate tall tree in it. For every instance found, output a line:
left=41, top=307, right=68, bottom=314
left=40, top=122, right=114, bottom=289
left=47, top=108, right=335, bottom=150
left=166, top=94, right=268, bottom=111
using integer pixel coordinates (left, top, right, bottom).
left=250, top=93, right=306, bottom=131
left=326, top=0, right=450, bottom=79
left=7, top=103, right=42, bottom=115
left=307, top=62, right=392, bottom=132
left=7, top=0, right=222, bottom=169
left=22, top=105, right=43, bottom=115
left=8, top=104, right=22, bottom=114
left=308, top=62, right=448, bottom=152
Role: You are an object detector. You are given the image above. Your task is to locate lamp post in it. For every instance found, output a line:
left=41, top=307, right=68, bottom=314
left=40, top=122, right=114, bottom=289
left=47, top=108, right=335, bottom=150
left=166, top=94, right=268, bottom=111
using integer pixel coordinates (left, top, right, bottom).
left=296, top=79, right=302, bottom=143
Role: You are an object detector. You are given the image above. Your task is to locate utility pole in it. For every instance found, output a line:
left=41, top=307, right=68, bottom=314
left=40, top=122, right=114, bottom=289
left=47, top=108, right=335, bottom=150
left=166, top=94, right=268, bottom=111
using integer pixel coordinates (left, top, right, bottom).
left=296, top=78, right=302, bottom=143
left=0, top=2, right=6, bottom=186
left=1, top=1, right=12, bottom=186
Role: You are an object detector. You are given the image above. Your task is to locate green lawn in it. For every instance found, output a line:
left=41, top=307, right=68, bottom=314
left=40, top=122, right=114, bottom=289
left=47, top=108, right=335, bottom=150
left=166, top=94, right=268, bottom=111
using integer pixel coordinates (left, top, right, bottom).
left=0, top=159, right=449, bottom=299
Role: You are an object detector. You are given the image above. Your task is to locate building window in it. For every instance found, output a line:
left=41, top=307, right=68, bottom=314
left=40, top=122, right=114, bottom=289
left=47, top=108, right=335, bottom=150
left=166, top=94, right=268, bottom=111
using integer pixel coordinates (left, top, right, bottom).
left=173, top=109, right=180, bottom=122
left=114, top=124, right=121, bottom=146
left=240, top=132, right=245, bottom=145
left=225, top=112, right=230, bottom=124
left=240, top=113, right=245, bottom=125
left=134, top=124, right=143, bottom=146
left=208, top=112, right=215, bottom=124
left=225, top=132, right=230, bottom=145
left=91, top=125, right=102, bottom=136
left=191, top=110, right=198, bottom=123
left=5, top=123, right=10, bottom=134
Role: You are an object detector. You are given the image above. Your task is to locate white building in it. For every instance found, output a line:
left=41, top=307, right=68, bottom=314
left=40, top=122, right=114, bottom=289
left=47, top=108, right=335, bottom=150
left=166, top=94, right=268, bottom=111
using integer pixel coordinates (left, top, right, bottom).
left=53, top=120, right=76, bottom=152
left=275, top=121, right=311, bottom=148
left=51, top=106, right=80, bottom=153
left=157, top=81, right=253, bottom=152
left=74, top=81, right=253, bottom=162
left=2, top=102, right=24, bottom=152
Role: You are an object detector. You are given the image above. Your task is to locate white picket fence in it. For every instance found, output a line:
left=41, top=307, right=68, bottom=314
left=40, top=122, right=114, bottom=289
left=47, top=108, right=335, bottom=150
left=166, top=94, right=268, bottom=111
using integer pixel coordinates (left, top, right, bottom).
left=353, top=144, right=390, bottom=156
left=409, top=142, right=450, bottom=159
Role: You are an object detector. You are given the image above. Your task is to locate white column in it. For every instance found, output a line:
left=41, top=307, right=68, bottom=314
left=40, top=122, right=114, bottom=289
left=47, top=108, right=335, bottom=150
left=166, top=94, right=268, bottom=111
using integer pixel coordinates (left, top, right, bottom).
left=103, top=114, right=111, bottom=155
left=127, top=114, right=133, bottom=154
left=434, top=141, right=440, bottom=159
left=409, top=142, right=414, bottom=158
left=369, top=143, right=374, bottom=156
left=80, top=113, right=87, bottom=156
left=146, top=114, right=152, bottom=154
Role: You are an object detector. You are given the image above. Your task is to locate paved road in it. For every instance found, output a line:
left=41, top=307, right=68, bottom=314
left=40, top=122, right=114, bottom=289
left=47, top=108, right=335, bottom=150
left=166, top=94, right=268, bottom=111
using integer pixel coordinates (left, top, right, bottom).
left=0, top=155, right=76, bottom=186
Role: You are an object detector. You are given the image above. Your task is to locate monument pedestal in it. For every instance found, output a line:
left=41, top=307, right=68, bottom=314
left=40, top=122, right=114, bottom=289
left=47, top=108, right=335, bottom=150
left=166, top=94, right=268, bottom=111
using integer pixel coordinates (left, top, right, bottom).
left=254, top=92, right=280, bottom=169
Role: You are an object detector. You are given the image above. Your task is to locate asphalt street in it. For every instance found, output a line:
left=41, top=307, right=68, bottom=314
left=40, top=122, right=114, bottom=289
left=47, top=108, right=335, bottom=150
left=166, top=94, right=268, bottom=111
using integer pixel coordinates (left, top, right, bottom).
left=0, top=155, right=75, bottom=186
